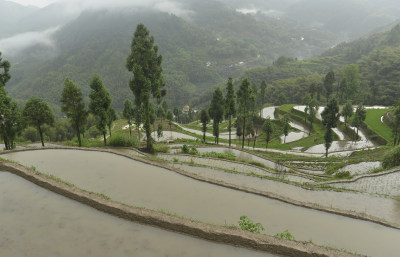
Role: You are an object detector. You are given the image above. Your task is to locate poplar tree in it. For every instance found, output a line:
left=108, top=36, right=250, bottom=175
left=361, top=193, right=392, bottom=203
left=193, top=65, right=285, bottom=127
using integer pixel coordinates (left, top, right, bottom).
left=23, top=97, right=54, bottom=147
left=262, top=118, right=273, bottom=149
left=341, top=101, right=353, bottom=127
left=209, top=88, right=224, bottom=144
left=61, top=78, right=87, bottom=147
left=321, top=98, right=340, bottom=157
left=324, top=71, right=335, bottom=103
left=200, top=109, right=210, bottom=143
left=107, top=107, right=117, bottom=137
left=225, top=77, right=236, bottom=147
left=126, top=23, right=165, bottom=152
left=282, top=115, right=290, bottom=144
left=351, top=104, right=366, bottom=140
left=123, top=99, right=134, bottom=137
left=237, top=78, right=252, bottom=148
left=89, top=74, right=111, bottom=145
left=259, top=80, right=267, bottom=117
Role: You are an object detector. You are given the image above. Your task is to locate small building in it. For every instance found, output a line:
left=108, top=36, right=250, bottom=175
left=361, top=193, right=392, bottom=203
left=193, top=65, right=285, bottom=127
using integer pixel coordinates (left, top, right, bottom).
left=182, top=105, right=190, bottom=114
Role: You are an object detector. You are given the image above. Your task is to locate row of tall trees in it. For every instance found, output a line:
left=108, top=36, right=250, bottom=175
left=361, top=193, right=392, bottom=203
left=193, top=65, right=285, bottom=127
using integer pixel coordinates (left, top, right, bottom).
left=200, top=76, right=273, bottom=149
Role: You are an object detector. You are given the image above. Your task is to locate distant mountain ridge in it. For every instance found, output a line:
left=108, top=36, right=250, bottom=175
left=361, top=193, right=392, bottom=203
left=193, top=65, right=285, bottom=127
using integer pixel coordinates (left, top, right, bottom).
left=3, top=0, right=336, bottom=111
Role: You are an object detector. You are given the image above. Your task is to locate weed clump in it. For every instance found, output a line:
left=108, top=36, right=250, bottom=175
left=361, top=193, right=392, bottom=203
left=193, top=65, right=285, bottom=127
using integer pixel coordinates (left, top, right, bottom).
left=238, top=215, right=264, bottom=233
left=334, top=170, right=351, bottom=179
left=275, top=230, right=295, bottom=240
left=382, top=146, right=400, bottom=168
left=108, top=134, right=139, bottom=147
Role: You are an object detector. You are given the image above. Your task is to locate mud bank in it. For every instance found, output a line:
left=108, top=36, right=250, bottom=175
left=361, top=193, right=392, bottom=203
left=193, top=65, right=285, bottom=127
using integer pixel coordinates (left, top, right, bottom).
left=0, top=161, right=362, bottom=257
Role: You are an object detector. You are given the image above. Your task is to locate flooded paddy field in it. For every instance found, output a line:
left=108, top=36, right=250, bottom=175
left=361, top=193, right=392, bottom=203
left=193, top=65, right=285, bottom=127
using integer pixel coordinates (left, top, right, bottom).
left=3, top=149, right=400, bottom=256
left=0, top=172, right=273, bottom=257
left=171, top=163, right=400, bottom=226
left=331, top=171, right=400, bottom=196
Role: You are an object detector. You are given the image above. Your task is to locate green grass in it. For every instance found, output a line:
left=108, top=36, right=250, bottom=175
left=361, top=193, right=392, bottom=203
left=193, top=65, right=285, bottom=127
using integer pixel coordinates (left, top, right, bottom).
left=364, top=109, right=393, bottom=143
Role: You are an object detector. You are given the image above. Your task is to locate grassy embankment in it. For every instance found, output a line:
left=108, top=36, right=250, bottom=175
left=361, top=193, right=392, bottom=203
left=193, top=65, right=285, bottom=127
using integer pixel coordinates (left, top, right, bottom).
left=363, top=109, right=393, bottom=143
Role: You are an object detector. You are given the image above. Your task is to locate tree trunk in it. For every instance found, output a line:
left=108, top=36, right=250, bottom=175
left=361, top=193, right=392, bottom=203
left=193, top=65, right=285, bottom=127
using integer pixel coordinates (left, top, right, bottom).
left=77, top=125, right=82, bottom=147
left=38, top=125, right=44, bottom=147
left=242, top=115, right=246, bottom=149
left=325, top=148, right=328, bottom=158
left=129, top=125, right=132, bottom=137
left=103, top=132, right=107, bottom=146
left=228, top=116, right=231, bottom=147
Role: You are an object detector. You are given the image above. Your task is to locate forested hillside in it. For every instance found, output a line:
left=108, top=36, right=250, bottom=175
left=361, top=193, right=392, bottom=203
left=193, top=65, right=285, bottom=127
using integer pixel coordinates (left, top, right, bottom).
left=238, top=23, right=400, bottom=106
left=3, top=0, right=335, bottom=112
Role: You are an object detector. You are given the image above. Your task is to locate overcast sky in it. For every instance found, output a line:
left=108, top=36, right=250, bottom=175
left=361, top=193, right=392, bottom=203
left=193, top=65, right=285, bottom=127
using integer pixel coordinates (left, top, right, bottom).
left=7, top=0, right=55, bottom=7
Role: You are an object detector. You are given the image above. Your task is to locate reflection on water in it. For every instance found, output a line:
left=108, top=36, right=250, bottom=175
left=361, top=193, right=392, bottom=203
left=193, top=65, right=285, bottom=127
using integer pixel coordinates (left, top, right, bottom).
left=262, top=107, right=276, bottom=119
left=339, top=162, right=381, bottom=175
left=3, top=149, right=400, bottom=256
left=0, top=172, right=273, bottom=257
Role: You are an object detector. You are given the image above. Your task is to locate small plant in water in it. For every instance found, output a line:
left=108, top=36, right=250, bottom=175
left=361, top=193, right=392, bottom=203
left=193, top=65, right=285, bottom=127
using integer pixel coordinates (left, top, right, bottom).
left=238, top=215, right=264, bottom=233
left=275, top=230, right=295, bottom=240
left=173, top=157, right=179, bottom=163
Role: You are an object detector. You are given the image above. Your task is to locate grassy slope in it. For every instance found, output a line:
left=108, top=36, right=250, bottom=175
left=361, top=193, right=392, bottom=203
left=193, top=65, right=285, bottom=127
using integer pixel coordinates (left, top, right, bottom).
left=364, top=109, right=393, bottom=142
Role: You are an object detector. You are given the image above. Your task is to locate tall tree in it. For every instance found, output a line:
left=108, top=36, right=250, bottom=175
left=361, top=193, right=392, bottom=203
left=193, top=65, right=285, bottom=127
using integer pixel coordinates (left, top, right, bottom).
left=126, top=24, right=166, bottom=152
left=324, top=71, right=335, bottom=103
left=0, top=53, right=22, bottom=149
left=89, top=74, right=111, bottom=145
left=302, top=94, right=312, bottom=125
left=133, top=105, right=143, bottom=141
left=262, top=118, right=274, bottom=149
left=0, top=52, right=11, bottom=87
left=166, top=109, right=173, bottom=130
left=0, top=88, right=22, bottom=150
left=392, top=105, right=400, bottom=145
left=282, top=114, right=290, bottom=144
left=173, top=107, right=180, bottom=123
left=259, top=80, right=267, bottom=117
left=209, top=88, right=224, bottom=144
left=341, top=101, right=353, bottom=127
left=22, top=97, right=54, bottom=147
left=307, top=98, right=319, bottom=135
left=237, top=78, right=252, bottom=148
left=60, top=78, right=88, bottom=147
left=200, top=109, right=210, bottom=143
left=351, top=104, right=366, bottom=140
left=340, top=65, right=361, bottom=103
left=225, top=77, right=236, bottom=147
left=123, top=99, right=134, bottom=137
left=321, top=98, right=340, bottom=157
left=107, top=107, right=117, bottom=137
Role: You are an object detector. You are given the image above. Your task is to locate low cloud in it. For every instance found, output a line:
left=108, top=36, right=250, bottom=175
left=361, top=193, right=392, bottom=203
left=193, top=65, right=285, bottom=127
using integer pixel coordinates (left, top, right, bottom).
left=0, top=27, right=58, bottom=56
left=58, top=0, right=194, bottom=19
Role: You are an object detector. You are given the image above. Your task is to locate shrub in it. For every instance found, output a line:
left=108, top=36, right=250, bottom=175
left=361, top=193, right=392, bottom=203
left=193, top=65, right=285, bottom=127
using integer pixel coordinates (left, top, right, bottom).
left=181, top=144, right=190, bottom=154
left=108, top=134, right=139, bottom=147
left=275, top=230, right=295, bottom=240
left=181, top=144, right=199, bottom=155
left=153, top=144, right=170, bottom=153
left=334, top=170, right=351, bottom=179
left=238, top=215, right=264, bottom=233
left=382, top=146, right=400, bottom=168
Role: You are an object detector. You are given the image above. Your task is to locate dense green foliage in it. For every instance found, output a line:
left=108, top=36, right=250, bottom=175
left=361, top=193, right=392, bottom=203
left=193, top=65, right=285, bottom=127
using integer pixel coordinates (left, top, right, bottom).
left=89, top=75, right=112, bottom=145
left=321, top=98, right=340, bottom=157
left=382, top=146, right=400, bottom=168
left=209, top=88, right=224, bottom=144
left=108, top=133, right=138, bottom=147
left=127, top=24, right=165, bottom=152
left=22, top=97, right=54, bottom=146
left=60, top=78, right=87, bottom=147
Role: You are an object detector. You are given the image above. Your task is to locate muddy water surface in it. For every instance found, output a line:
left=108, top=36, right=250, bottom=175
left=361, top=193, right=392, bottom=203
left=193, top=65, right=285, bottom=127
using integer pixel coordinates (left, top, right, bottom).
left=3, top=149, right=400, bottom=257
left=0, top=172, right=273, bottom=257
left=171, top=163, right=400, bottom=225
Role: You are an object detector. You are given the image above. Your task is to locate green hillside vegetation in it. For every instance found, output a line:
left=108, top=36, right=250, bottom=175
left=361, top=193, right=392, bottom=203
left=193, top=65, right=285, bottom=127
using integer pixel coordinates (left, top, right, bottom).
left=237, top=23, right=400, bottom=107
left=5, top=0, right=335, bottom=112
left=363, top=109, right=393, bottom=143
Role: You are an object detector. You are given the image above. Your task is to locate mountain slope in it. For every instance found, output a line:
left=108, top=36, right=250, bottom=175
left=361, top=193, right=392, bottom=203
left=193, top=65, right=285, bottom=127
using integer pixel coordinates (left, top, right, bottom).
left=5, top=0, right=335, bottom=111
